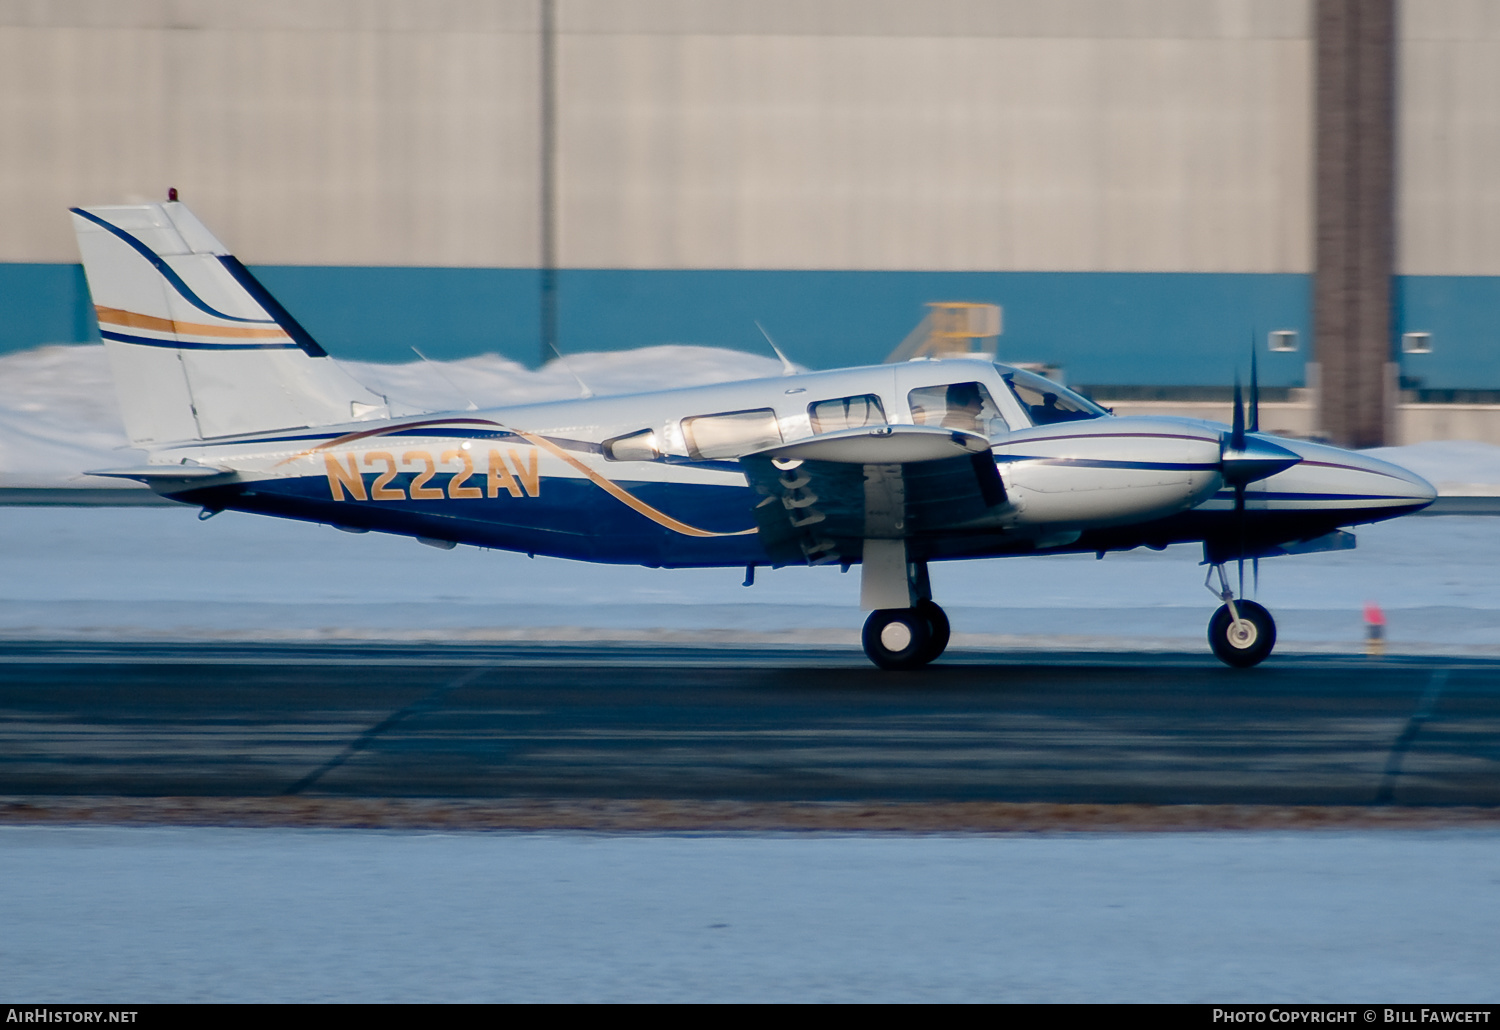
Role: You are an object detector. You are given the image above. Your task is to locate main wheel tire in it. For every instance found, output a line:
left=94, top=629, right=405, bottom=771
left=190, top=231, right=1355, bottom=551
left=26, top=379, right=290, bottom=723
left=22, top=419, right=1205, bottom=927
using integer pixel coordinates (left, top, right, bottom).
left=915, top=600, right=951, bottom=664
left=862, top=608, right=936, bottom=670
left=1208, top=600, right=1276, bottom=668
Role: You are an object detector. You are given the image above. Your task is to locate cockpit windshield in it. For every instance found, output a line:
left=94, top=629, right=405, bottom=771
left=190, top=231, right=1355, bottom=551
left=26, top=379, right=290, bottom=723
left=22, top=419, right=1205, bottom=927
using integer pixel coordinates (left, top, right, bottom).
left=997, top=366, right=1108, bottom=426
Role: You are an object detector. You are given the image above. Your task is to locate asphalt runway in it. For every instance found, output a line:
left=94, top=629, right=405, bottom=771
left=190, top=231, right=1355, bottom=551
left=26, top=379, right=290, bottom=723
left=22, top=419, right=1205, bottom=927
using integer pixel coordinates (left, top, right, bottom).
left=1, top=641, right=1498, bottom=806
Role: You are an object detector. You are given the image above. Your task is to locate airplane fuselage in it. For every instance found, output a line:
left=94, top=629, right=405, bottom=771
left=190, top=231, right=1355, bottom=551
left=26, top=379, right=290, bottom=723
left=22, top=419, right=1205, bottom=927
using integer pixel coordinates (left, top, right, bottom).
left=143, top=357, right=1434, bottom=570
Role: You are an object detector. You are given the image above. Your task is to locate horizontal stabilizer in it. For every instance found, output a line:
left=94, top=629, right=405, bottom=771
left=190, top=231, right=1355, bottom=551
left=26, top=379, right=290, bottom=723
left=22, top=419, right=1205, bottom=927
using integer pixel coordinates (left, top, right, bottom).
left=86, top=465, right=233, bottom=482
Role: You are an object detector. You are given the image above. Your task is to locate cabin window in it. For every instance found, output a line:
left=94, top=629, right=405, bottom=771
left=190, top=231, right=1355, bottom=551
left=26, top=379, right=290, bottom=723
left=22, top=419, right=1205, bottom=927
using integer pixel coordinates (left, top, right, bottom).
left=808, top=394, right=887, bottom=435
left=603, top=429, right=660, bottom=461
left=999, top=368, right=1106, bottom=425
left=907, top=382, right=1007, bottom=436
left=681, top=408, right=783, bottom=460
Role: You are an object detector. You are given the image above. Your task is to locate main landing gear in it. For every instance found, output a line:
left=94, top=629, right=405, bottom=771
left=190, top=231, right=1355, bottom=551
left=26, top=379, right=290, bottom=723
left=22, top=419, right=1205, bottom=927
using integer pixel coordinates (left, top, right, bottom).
left=858, top=540, right=951, bottom=670
left=1205, top=563, right=1276, bottom=668
left=863, top=600, right=951, bottom=670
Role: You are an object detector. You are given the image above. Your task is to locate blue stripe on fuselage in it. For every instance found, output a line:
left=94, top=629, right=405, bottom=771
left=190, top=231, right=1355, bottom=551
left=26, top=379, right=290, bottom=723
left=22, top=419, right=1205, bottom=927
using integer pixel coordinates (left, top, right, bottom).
left=217, top=471, right=765, bottom=566
left=998, top=456, right=1220, bottom=472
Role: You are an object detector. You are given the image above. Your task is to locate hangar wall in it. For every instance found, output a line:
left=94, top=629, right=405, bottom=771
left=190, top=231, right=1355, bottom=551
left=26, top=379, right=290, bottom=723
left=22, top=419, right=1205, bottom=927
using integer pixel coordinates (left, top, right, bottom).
left=0, top=0, right=1493, bottom=389
left=1393, top=0, right=1500, bottom=392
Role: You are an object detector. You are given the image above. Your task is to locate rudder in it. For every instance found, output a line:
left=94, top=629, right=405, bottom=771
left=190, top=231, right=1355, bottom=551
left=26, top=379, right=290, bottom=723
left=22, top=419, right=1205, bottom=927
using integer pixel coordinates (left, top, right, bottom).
left=71, top=200, right=388, bottom=446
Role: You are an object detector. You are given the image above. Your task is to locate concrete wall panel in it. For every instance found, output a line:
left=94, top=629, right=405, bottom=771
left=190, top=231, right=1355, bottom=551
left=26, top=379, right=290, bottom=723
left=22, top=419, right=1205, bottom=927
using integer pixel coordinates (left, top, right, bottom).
left=0, top=0, right=1311, bottom=274
left=1398, top=2, right=1500, bottom=275
left=558, top=0, right=1308, bottom=39
left=0, top=0, right=539, bottom=34
left=0, top=13, right=541, bottom=265
left=559, top=32, right=1312, bottom=271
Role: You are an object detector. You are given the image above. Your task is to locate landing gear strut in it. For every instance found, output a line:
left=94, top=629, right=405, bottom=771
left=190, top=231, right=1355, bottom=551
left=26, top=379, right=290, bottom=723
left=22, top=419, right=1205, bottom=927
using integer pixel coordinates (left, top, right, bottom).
left=863, top=600, right=950, bottom=670
left=859, top=541, right=950, bottom=670
left=1205, top=564, right=1276, bottom=668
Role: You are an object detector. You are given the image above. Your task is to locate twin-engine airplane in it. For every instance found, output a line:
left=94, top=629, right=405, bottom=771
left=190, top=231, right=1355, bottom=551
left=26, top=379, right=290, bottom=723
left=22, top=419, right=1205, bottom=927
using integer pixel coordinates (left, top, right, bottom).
left=73, top=200, right=1436, bottom=669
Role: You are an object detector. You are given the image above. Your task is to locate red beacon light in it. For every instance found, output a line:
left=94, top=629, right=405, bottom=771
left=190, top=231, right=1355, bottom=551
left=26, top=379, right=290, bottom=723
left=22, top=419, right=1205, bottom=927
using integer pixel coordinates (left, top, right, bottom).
left=1363, top=601, right=1386, bottom=657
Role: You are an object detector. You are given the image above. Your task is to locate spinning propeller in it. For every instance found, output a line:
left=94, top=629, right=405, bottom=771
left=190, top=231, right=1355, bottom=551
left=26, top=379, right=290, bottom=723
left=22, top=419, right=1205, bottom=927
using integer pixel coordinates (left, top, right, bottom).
left=1218, top=342, right=1301, bottom=593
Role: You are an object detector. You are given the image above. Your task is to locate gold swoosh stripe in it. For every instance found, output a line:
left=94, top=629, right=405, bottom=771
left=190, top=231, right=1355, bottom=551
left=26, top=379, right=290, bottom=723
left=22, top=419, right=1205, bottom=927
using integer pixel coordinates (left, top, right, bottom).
left=272, top=418, right=503, bottom=467
left=95, top=306, right=291, bottom=340
left=274, top=418, right=754, bottom=539
left=509, top=429, right=757, bottom=538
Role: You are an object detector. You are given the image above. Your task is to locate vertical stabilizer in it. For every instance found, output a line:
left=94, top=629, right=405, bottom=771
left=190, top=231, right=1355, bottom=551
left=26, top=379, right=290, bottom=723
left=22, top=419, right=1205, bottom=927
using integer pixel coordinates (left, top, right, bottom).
left=71, top=201, right=388, bottom=446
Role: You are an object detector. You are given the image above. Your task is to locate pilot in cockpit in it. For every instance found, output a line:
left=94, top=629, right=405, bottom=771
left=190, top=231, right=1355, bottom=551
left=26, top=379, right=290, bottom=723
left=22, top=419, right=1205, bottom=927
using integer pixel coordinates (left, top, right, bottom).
left=933, top=381, right=1008, bottom=438
left=909, top=381, right=1009, bottom=438
left=943, top=382, right=986, bottom=433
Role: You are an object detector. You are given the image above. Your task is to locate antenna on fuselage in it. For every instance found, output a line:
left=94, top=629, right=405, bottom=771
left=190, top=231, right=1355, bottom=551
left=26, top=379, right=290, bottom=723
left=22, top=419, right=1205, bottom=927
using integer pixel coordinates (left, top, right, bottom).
left=543, top=338, right=594, bottom=398
left=754, top=321, right=798, bottom=376
left=410, top=346, right=479, bottom=411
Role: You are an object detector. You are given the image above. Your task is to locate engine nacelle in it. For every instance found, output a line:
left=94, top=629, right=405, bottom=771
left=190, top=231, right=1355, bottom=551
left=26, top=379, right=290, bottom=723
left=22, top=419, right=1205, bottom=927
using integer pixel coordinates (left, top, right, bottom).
left=994, top=417, right=1224, bottom=528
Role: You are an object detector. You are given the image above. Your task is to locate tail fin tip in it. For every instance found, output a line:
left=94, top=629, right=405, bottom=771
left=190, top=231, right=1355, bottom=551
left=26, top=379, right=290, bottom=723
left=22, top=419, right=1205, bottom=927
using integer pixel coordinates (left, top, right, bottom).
left=72, top=200, right=384, bottom=446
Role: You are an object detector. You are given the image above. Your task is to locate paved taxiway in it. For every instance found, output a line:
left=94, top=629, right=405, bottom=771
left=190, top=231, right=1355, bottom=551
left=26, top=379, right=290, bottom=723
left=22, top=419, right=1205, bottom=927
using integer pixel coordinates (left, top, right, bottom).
left=2, top=641, right=1497, bottom=806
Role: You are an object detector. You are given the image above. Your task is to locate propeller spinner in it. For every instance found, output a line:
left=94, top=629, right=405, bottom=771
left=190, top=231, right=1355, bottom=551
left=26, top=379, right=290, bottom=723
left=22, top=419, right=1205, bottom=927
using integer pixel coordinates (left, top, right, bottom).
left=1221, top=372, right=1300, bottom=488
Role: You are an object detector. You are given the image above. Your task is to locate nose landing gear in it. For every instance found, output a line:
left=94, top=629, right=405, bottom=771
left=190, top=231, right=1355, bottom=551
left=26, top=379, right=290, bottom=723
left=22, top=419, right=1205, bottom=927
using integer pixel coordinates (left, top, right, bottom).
left=1205, top=563, right=1276, bottom=667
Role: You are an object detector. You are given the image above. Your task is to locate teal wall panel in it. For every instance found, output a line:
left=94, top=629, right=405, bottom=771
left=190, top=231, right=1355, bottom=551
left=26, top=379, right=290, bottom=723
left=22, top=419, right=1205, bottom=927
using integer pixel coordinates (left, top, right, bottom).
left=8, top=261, right=1492, bottom=388
left=250, top=266, right=543, bottom=365
left=0, top=264, right=97, bottom=350
left=551, top=270, right=1311, bottom=387
left=1395, top=276, right=1500, bottom=391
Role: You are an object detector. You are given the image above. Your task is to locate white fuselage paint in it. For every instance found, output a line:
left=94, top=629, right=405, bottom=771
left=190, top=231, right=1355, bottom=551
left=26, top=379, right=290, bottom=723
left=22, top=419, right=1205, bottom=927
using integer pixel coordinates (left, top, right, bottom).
left=128, top=358, right=1435, bottom=564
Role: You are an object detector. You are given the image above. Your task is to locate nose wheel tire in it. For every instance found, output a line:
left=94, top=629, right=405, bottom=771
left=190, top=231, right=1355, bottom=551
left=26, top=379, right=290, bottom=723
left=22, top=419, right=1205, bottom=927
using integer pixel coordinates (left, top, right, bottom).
left=1208, top=600, right=1276, bottom=668
left=863, top=603, right=949, bottom=670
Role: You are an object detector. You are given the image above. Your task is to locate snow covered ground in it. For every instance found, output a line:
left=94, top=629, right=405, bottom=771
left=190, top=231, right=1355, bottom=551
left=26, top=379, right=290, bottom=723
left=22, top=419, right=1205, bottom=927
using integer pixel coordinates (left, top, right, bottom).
left=1, top=504, right=1498, bottom=652
left=2, top=825, right=1497, bottom=1003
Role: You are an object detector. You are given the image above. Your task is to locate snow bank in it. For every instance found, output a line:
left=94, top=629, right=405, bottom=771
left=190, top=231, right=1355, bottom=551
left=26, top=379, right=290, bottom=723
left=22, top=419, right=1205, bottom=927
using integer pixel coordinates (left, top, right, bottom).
left=0, top=344, right=787, bottom=483
left=0, top=345, right=140, bottom=482
left=1365, top=440, right=1500, bottom=495
left=0, top=343, right=1495, bottom=495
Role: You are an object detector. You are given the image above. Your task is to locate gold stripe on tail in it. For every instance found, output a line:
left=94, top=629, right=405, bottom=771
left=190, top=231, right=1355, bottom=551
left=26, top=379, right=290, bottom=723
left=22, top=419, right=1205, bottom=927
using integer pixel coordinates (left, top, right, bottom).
left=95, top=306, right=292, bottom=340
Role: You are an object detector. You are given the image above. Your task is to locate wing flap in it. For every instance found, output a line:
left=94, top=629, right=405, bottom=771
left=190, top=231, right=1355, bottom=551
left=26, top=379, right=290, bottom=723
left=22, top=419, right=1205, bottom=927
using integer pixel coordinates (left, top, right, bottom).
left=741, top=428, right=1009, bottom=566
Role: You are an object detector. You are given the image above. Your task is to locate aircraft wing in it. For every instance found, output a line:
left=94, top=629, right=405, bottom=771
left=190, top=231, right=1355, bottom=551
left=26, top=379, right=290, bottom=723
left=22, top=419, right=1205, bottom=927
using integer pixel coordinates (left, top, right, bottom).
left=740, top=425, right=1007, bottom=565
